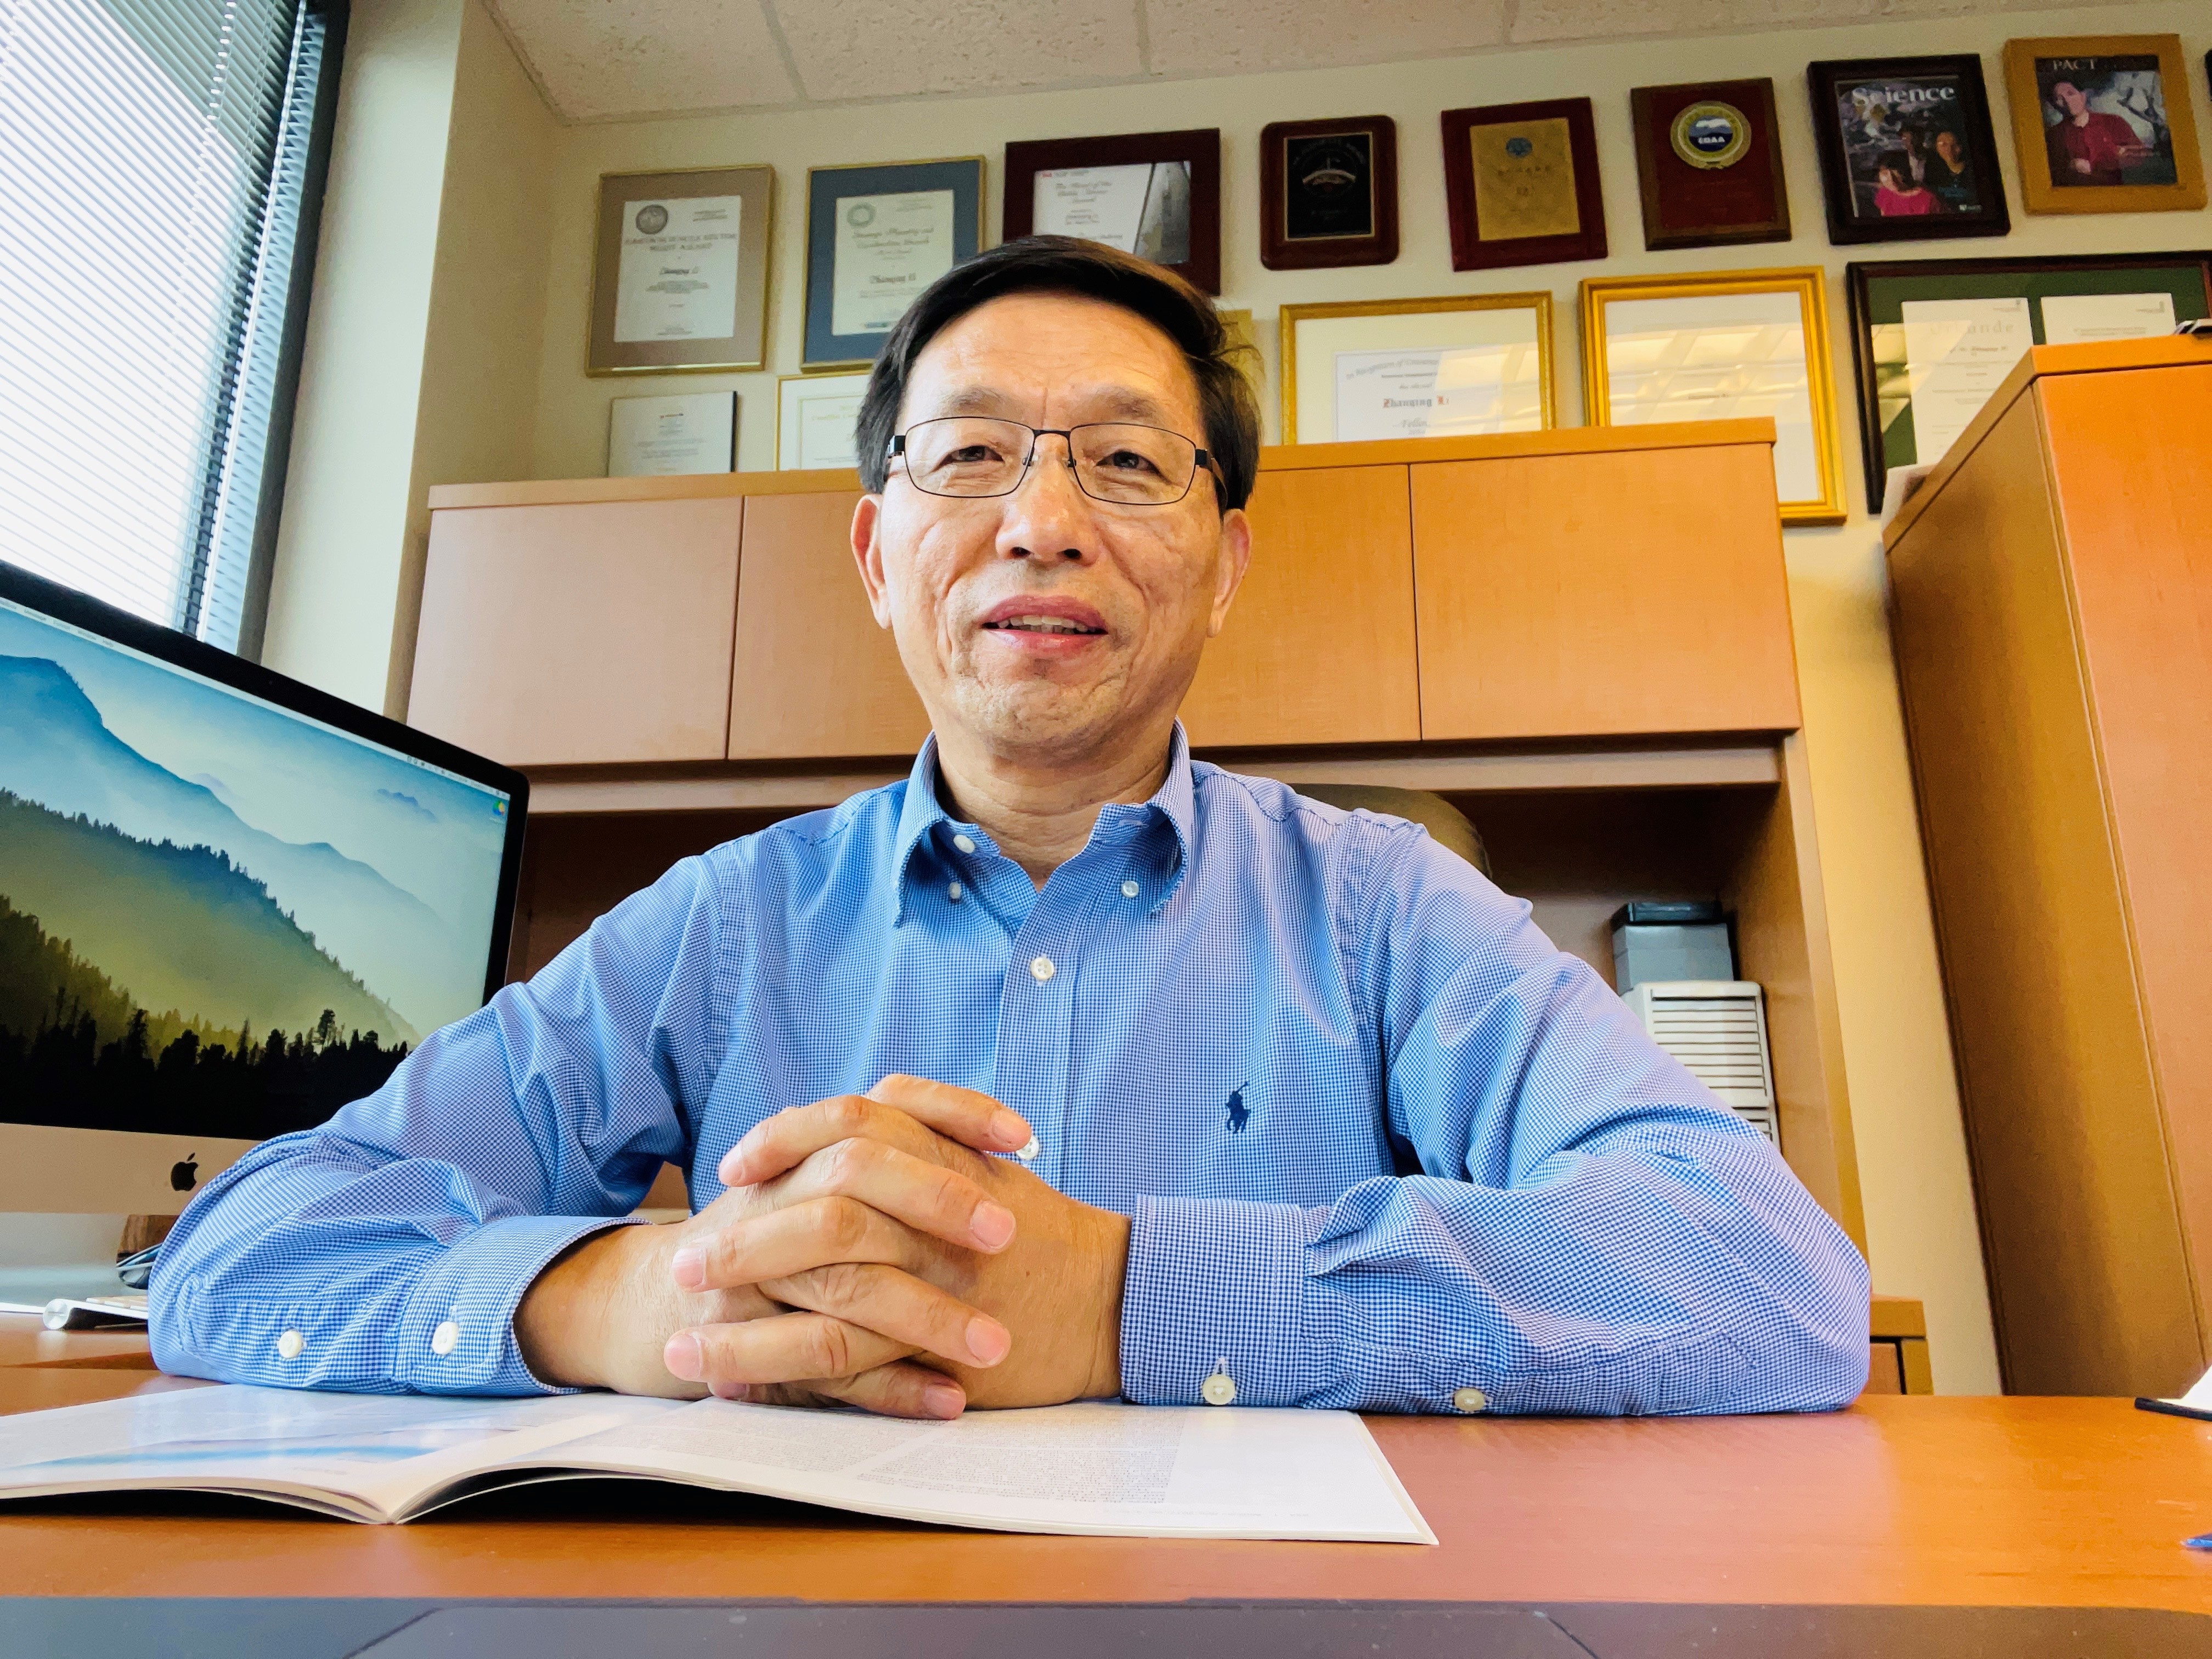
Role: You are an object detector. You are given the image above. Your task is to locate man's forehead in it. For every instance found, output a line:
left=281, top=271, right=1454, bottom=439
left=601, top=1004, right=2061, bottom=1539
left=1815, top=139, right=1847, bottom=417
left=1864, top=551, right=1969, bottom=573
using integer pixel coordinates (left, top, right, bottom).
left=921, top=383, right=1182, bottom=425
left=903, top=294, right=1201, bottom=426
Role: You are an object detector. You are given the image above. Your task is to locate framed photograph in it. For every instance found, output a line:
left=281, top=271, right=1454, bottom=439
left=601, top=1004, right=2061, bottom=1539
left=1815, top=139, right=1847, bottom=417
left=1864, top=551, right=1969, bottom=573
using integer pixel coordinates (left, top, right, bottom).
left=1629, top=78, right=1791, bottom=250
left=1003, top=129, right=1221, bottom=294
left=1440, top=99, right=1607, bottom=272
left=803, top=157, right=984, bottom=370
left=1279, top=294, right=1555, bottom=445
left=1259, top=116, right=1398, bottom=270
left=588, top=166, right=772, bottom=376
left=607, top=392, right=736, bottom=477
left=1845, top=251, right=2212, bottom=511
left=1578, top=268, right=1846, bottom=526
left=2002, top=36, right=2206, bottom=214
left=776, top=372, right=871, bottom=471
left=1807, top=56, right=2010, bottom=245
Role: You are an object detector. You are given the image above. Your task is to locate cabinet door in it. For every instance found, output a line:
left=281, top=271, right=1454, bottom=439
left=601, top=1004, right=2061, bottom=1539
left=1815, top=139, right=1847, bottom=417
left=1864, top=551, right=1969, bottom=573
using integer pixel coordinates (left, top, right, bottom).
left=729, top=491, right=932, bottom=759
left=1412, top=444, right=1801, bottom=740
left=1181, top=465, right=1420, bottom=747
left=409, top=499, right=742, bottom=765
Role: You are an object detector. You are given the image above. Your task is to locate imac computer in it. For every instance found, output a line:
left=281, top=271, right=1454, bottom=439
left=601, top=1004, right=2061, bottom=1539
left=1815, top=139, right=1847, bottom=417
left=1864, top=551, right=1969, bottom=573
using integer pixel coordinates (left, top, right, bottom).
left=0, top=559, right=528, bottom=1232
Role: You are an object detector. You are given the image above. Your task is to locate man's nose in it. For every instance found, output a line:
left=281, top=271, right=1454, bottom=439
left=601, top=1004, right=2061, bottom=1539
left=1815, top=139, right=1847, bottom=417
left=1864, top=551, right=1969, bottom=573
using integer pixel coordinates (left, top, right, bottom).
left=997, top=432, right=1095, bottom=563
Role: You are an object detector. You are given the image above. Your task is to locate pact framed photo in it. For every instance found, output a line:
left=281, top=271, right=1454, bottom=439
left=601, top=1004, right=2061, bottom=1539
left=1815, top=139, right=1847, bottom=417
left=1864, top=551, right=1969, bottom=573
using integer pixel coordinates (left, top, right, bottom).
left=1805, top=56, right=2010, bottom=245
left=2001, top=35, right=2205, bottom=215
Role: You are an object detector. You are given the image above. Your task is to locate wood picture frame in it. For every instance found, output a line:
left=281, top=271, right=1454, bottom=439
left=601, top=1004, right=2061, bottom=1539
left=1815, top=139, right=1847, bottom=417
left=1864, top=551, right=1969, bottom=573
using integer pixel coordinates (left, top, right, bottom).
left=2002, top=35, right=2206, bottom=215
left=1579, top=267, right=1846, bottom=526
left=1844, top=250, right=2212, bottom=512
left=1806, top=55, right=2010, bottom=245
left=588, top=166, right=772, bottom=376
left=802, top=157, right=984, bottom=370
left=1440, top=98, right=1607, bottom=272
left=1259, top=116, right=1399, bottom=270
left=1279, top=293, right=1555, bottom=444
left=1003, top=129, right=1221, bottom=294
left=1630, top=78, right=1791, bottom=250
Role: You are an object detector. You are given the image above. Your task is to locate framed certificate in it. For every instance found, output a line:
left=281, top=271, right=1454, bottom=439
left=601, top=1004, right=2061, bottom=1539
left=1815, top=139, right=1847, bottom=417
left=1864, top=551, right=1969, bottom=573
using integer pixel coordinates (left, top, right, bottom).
left=588, top=166, right=772, bottom=376
left=1629, top=78, right=1791, bottom=251
left=2002, top=35, right=2205, bottom=216
left=803, top=158, right=984, bottom=369
left=1279, top=294, right=1555, bottom=445
left=1844, top=251, right=2212, bottom=511
left=1259, top=116, right=1398, bottom=270
left=1003, top=130, right=1221, bottom=294
left=1440, top=99, right=1607, bottom=272
left=1579, top=268, right=1846, bottom=526
left=607, top=392, right=736, bottom=477
left=1807, top=55, right=2010, bottom=245
left=776, top=372, right=872, bottom=471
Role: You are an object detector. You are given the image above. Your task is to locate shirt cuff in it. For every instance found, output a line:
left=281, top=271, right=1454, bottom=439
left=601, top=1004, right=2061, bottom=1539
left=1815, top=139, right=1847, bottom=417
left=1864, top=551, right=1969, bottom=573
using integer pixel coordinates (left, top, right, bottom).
left=392, top=1213, right=642, bottom=1396
left=1119, top=1194, right=1324, bottom=1406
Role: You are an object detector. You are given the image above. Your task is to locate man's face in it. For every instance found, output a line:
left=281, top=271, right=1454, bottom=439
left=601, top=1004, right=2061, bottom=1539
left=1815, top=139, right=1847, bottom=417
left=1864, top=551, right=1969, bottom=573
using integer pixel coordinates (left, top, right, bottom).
left=852, top=292, right=1250, bottom=767
left=2055, top=82, right=2088, bottom=118
left=1936, top=131, right=1963, bottom=165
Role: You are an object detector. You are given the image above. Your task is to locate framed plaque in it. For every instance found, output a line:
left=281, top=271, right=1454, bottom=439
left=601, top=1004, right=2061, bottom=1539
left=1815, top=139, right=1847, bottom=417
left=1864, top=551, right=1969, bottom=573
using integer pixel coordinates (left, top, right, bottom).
left=1003, top=129, right=1221, bottom=294
left=776, top=371, right=871, bottom=471
left=1807, top=55, right=2010, bottom=245
left=2002, top=35, right=2205, bottom=215
left=1846, top=251, right=2212, bottom=511
left=1279, top=294, right=1555, bottom=444
left=607, top=392, right=736, bottom=477
left=1629, top=78, right=1791, bottom=250
left=1579, top=268, right=1847, bottom=526
left=1259, top=116, right=1398, bottom=270
left=1440, top=99, right=1607, bottom=272
left=588, top=166, right=772, bottom=376
left=802, top=157, right=984, bottom=370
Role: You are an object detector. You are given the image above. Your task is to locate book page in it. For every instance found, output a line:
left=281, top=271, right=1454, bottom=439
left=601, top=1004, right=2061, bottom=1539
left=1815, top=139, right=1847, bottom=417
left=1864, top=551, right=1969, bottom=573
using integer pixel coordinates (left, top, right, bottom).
left=537, top=1397, right=1434, bottom=1542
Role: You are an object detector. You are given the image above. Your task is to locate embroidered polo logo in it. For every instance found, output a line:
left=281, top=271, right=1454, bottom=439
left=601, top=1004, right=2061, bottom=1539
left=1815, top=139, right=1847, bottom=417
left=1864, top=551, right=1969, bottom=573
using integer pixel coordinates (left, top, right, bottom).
left=1226, top=1083, right=1251, bottom=1134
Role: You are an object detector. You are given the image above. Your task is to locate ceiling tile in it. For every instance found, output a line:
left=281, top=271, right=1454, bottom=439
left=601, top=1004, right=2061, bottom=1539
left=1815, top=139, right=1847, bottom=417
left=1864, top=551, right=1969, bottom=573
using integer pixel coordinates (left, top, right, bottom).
left=770, top=0, right=1144, bottom=102
left=1508, top=0, right=1869, bottom=48
left=490, top=0, right=800, bottom=121
left=1143, top=0, right=1505, bottom=78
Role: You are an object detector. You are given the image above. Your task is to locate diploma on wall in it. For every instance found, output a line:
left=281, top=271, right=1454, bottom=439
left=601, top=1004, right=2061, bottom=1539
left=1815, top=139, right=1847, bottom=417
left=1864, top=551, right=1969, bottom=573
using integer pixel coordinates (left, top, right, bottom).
left=608, top=392, right=736, bottom=477
left=1331, top=345, right=1543, bottom=442
left=1899, top=295, right=2032, bottom=465
left=831, top=190, right=957, bottom=338
left=612, top=196, right=743, bottom=343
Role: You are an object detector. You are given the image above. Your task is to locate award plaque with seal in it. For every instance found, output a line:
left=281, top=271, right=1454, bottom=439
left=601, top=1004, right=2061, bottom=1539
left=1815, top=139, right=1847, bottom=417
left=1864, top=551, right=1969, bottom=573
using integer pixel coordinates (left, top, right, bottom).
left=1629, top=78, right=1791, bottom=251
left=1260, top=116, right=1399, bottom=270
left=1440, top=98, right=1607, bottom=272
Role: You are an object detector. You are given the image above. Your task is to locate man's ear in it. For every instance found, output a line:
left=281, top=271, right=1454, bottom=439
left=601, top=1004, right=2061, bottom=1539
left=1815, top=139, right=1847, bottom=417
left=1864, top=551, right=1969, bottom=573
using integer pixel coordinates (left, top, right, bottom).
left=851, top=494, right=895, bottom=629
left=1205, top=506, right=1254, bottom=639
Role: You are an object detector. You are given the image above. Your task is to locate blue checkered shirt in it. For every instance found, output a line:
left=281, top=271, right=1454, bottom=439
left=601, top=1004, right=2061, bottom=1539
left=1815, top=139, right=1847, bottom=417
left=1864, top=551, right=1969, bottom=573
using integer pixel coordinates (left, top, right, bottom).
left=152, top=730, right=1869, bottom=1413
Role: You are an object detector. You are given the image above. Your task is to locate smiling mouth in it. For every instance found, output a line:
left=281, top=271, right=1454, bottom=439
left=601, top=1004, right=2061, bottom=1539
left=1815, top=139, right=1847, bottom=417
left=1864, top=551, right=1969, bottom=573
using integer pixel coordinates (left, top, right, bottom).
left=983, top=615, right=1105, bottom=635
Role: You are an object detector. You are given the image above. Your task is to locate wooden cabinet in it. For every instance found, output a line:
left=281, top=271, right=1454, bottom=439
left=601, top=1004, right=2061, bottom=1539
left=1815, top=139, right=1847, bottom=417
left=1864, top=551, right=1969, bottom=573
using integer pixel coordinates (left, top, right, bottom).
left=1181, top=463, right=1419, bottom=748
left=1886, top=338, right=2212, bottom=1397
left=1411, top=435, right=1800, bottom=741
left=727, top=491, right=929, bottom=760
left=408, top=498, right=741, bottom=766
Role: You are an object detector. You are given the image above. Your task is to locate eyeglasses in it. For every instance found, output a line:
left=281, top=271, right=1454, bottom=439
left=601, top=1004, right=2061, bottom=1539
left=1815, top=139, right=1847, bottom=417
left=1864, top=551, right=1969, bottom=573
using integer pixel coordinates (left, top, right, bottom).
left=888, top=417, right=1217, bottom=506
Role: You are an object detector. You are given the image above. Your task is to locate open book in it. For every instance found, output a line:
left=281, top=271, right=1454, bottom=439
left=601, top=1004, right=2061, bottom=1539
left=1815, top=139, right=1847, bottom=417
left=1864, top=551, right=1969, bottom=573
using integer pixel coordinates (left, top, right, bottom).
left=0, top=1384, right=1434, bottom=1542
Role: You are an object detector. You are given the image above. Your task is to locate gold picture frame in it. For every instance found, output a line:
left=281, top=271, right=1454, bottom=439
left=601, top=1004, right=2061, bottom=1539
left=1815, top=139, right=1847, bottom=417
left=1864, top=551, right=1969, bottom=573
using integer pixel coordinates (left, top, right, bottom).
left=1578, top=268, right=1846, bottom=526
left=2002, top=35, right=2205, bottom=216
left=587, top=165, right=774, bottom=376
left=1279, top=294, right=1556, bottom=445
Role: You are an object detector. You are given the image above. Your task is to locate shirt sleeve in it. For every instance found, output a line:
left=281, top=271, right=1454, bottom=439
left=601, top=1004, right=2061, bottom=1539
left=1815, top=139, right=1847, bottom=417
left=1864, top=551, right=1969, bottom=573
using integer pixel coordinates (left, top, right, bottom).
left=1120, top=818, right=1870, bottom=1415
left=147, top=854, right=733, bottom=1396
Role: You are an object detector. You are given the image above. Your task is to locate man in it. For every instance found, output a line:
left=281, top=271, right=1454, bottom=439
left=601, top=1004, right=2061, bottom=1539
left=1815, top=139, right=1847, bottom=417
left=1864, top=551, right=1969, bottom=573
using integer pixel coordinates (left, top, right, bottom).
left=151, top=238, right=1867, bottom=1419
left=2044, top=79, right=2148, bottom=187
left=1929, top=128, right=1978, bottom=212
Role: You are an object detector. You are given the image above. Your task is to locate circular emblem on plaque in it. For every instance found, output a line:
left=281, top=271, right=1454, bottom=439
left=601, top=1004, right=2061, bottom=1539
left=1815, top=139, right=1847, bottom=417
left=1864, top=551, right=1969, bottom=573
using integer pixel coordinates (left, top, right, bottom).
left=634, top=203, right=669, bottom=235
left=1671, top=102, right=1751, bottom=169
left=1505, top=136, right=1533, bottom=159
left=846, top=202, right=876, bottom=228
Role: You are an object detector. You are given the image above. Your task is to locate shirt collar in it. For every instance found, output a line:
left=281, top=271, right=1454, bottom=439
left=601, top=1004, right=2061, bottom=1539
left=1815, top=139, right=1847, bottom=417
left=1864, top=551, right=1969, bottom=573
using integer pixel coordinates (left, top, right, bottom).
left=890, top=725, right=1198, bottom=922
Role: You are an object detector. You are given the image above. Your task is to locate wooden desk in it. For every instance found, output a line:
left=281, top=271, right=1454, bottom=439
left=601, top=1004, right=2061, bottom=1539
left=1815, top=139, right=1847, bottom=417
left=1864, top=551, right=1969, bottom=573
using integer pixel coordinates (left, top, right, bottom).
left=4, top=1320, right=2208, bottom=1616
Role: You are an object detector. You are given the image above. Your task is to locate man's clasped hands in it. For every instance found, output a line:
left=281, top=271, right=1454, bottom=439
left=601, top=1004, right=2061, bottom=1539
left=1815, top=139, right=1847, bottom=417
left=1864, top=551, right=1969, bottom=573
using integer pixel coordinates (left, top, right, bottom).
left=515, top=1076, right=1131, bottom=1417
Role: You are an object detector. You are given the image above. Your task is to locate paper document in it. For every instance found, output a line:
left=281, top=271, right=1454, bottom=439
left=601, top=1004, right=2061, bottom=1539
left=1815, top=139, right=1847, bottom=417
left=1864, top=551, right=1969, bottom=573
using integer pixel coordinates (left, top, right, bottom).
left=2038, top=291, right=2176, bottom=346
left=0, top=1385, right=1433, bottom=1542
left=1900, top=296, right=2032, bottom=466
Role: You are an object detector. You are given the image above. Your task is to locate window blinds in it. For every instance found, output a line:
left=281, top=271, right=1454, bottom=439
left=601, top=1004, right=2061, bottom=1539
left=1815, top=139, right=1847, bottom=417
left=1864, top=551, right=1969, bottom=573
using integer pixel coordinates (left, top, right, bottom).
left=0, top=0, right=334, bottom=653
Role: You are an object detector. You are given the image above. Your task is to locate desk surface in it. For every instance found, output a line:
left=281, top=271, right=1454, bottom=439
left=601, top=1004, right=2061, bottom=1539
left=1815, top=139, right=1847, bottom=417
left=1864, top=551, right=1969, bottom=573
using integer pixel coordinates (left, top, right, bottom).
left=4, top=1315, right=2209, bottom=1615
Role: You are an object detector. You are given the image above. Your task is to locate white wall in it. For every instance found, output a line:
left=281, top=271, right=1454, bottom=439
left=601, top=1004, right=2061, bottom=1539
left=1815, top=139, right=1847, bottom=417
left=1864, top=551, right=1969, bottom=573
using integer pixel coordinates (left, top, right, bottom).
left=274, top=0, right=2212, bottom=1393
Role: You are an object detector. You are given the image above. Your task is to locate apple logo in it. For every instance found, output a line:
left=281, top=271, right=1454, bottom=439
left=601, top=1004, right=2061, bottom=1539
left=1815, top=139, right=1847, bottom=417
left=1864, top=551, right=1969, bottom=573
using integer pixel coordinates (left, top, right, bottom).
left=170, top=1154, right=199, bottom=1193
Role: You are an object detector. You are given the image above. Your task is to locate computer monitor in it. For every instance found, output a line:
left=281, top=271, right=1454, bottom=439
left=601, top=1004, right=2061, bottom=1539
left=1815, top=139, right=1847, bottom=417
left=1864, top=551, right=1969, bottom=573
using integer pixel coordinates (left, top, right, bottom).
left=0, top=560, right=527, bottom=1216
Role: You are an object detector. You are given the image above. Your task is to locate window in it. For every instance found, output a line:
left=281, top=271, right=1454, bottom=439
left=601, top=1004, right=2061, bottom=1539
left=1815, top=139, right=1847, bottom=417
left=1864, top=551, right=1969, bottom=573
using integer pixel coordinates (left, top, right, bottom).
left=0, top=0, right=345, bottom=654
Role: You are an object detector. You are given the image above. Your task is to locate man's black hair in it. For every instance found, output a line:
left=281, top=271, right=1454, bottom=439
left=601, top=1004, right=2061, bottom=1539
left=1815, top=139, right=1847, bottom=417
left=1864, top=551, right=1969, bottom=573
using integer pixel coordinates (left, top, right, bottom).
left=854, top=235, right=1260, bottom=514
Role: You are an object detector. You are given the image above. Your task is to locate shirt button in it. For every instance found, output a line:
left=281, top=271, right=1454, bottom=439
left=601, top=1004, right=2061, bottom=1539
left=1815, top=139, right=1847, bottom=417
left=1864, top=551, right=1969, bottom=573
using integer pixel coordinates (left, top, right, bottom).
left=1121, top=879, right=1140, bottom=899
left=276, top=1329, right=305, bottom=1360
left=1453, top=1386, right=1488, bottom=1414
left=431, top=1319, right=460, bottom=1357
left=1201, top=1370, right=1238, bottom=1407
left=1029, top=955, right=1056, bottom=982
left=952, top=833, right=977, bottom=854
left=947, top=881, right=963, bottom=901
